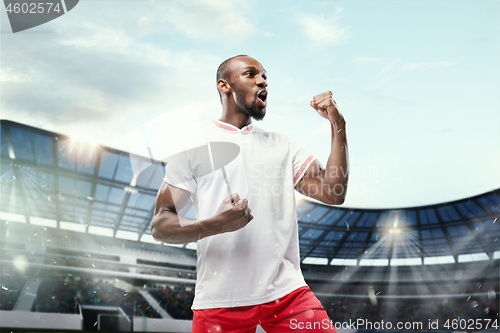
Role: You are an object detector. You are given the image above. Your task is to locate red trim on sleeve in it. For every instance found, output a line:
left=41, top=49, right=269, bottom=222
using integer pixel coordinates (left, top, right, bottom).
left=293, top=155, right=315, bottom=185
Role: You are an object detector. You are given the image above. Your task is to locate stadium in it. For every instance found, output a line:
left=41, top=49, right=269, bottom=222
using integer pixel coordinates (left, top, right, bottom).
left=0, top=119, right=498, bottom=333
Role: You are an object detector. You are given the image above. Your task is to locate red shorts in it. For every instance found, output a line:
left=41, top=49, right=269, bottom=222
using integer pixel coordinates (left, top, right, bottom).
left=192, top=286, right=336, bottom=333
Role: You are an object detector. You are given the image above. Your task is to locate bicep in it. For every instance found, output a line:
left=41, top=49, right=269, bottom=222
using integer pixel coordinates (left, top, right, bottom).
left=154, top=181, right=191, bottom=216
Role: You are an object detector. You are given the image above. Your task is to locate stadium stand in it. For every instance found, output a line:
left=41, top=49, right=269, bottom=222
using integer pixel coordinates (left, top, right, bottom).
left=0, top=120, right=498, bottom=332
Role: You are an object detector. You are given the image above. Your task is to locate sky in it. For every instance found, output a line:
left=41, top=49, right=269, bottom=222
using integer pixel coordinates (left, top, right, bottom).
left=1, top=0, right=499, bottom=209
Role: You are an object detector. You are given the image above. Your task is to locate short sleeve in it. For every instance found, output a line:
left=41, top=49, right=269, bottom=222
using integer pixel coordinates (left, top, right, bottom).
left=164, top=149, right=197, bottom=194
left=289, top=138, right=318, bottom=187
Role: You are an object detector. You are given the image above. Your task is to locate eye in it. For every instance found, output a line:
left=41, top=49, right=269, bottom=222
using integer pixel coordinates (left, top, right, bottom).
left=245, top=71, right=254, bottom=77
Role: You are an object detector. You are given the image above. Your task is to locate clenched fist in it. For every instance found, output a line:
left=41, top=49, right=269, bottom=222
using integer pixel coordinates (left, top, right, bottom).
left=310, top=91, right=345, bottom=129
left=212, top=193, right=253, bottom=234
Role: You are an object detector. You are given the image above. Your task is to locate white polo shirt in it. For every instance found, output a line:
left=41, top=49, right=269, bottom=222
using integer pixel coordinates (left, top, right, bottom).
left=165, top=118, right=316, bottom=309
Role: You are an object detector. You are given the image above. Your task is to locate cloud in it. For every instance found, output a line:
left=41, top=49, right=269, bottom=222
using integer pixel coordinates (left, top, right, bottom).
left=374, top=60, right=400, bottom=85
left=164, top=0, right=256, bottom=43
left=362, top=90, right=416, bottom=107
left=263, top=32, right=274, bottom=37
left=137, top=16, right=154, bottom=26
left=0, top=1, right=225, bottom=151
left=374, top=60, right=458, bottom=85
left=352, top=56, right=385, bottom=65
left=400, top=61, right=458, bottom=71
left=297, top=8, right=351, bottom=45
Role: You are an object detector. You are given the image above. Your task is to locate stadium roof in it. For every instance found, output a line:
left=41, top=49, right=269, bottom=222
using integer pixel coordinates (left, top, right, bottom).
left=1, top=120, right=499, bottom=266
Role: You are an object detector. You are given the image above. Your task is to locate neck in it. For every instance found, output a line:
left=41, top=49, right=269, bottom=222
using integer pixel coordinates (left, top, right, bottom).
left=219, top=101, right=252, bottom=129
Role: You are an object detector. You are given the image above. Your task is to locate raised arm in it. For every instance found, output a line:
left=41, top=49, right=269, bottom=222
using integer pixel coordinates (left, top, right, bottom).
left=151, top=182, right=253, bottom=244
left=295, top=91, right=349, bottom=205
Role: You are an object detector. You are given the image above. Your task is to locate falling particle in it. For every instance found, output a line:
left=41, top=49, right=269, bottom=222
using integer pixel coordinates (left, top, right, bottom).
left=91, top=263, right=95, bottom=268
left=493, top=218, right=497, bottom=224
left=471, top=301, right=479, bottom=308
left=94, top=322, right=98, bottom=326
left=488, top=290, right=496, bottom=299
left=345, top=221, right=349, bottom=230
left=12, top=176, right=17, bottom=180
left=467, top=296, right=471, bottom=301
left=2, top=286, right=8, bottom=291
left=368, top=287, right=377, bottom=305
left=42, top=227, right=47, bottom=231
left=484, top=307, right=490, bottom=314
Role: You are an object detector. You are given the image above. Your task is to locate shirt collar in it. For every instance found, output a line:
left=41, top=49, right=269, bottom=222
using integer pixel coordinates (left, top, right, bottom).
left=212, top=118, right=254, bottom=133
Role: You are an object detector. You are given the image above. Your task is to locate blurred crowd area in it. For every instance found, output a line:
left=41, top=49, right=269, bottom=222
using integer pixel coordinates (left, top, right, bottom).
left=32, top=277, right=161, bottom=318
left=326, top=297, right=499, bottom=330
left=2, top=249, right=197, bottom=278
left=1, top=270, right=498, bottom=327
left=30, top=276, right=195, bottom=320
left=139, top=268, right=195, bottom=280
left=0, top=271, right=26, bottom=310
left=149, top=286, right=194, bottom=320
left=45, top=256, right=130, bottom=272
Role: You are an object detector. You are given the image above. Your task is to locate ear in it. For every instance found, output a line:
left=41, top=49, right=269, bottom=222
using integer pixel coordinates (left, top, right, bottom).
left=217, top=79, right=231, bottom=95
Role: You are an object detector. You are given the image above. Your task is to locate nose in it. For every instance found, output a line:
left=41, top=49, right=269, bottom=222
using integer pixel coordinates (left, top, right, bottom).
left=256, top=75, right=267, bottom=88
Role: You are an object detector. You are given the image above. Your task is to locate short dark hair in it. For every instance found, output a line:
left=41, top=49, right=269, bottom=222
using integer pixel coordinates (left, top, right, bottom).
left=216, top=55, right=248, bottom=97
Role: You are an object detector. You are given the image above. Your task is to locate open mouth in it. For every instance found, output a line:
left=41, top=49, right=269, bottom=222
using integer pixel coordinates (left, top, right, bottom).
left=257, top=90, right=268, bottom=105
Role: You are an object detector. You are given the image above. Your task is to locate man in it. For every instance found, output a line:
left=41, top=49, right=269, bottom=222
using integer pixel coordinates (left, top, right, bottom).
left=152, top=55, right=348, bottom=332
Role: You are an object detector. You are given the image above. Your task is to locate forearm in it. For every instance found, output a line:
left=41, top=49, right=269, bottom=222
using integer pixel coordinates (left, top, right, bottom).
left=151, top=201, right=251, bottom=244
left=321, top=121, right=349, bottom=204
left=310, top=119, right=349, bottom=205
left=302, top=91, right=349, bottom=205
left=151, top=211, right=216, bottom=244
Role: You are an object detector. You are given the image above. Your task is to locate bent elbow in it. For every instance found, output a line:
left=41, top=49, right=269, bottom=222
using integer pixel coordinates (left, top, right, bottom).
left=334, top=196, right=345, bottom=205
left=150, top=216, right=163, bottom=242
left=322, top=186, right=347, bottom=206
left=323, top=196, right=345, bottom=206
